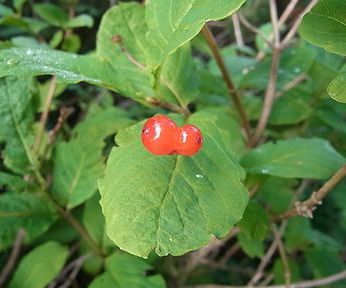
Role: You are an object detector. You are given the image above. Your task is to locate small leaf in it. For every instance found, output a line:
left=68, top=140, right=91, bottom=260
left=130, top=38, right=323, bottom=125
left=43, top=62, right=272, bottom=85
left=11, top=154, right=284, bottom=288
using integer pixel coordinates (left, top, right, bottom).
left=52, top=108, right=133, bottom=208
left=66, top=14, right=94, bottom=28
left=89, top=273, right=117, bottom=288
left=237, top=232, right=264, bottom=258
left=237, top=200, right=269, bottom=241
left=299, top=0, right=346, bottom=56
left=99, top=111, right=248, bottom=257
left=9, top=241, right=68, bottom=288
left=240, top=138, right=346, bottom=179
left=145, top=0, right=246, bottom=67
left=305, top=247, right=346, bottom=287
left=0, top=193, right=56, bottom=250
left=33, top=3, right=68, bottom=27
left=327, top=73, right=346, bottom=103
left=105, top=253, right=166, bottom=288
left=0, top=172, right=27, bottom=192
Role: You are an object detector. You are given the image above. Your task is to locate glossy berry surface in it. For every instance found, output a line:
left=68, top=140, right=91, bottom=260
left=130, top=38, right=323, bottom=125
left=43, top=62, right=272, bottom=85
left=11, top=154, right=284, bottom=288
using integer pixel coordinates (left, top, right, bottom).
left=141, top=115, right=177, bottom=155
left=175, top=125, right=203, bottom=156
left=141, top=115, right=203, bottom=156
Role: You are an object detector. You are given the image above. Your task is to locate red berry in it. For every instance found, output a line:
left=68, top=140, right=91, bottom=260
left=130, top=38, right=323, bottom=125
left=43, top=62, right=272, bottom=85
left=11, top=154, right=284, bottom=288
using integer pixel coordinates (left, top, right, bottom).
left=141, top=115, right=177, bottom=155
left=175, top=125, right=203, bottom=156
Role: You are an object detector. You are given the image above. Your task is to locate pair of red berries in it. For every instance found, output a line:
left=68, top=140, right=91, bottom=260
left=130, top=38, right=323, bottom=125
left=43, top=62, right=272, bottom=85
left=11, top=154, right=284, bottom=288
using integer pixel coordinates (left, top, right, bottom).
left=141, top=115, right=203, bottom=156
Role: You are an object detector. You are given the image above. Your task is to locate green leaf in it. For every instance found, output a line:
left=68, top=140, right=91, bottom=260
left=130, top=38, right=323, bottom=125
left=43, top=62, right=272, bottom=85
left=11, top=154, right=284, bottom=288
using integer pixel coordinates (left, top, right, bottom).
left=99, top=111, right=249, bottom=257
left=237, top=232, right=264, bottom=258
left=89, top=273, right=116, bottom=288
left=0, top=193, right=56, bottom=250
left=273, top=258, right=300, bottom=284
left=0, top=4, right=14, bottom=16
left=0, top=46, right=153, bottom=102
left=105, top=253, right=166, bottom=288
left=33, top=3, right=68, bottom=27
left=9, top=241, right=68, bottom=288
left=299, top=0, right=346, bottom=57
left=305, top=247, right=346, bottom=287
left=240, top=138, right=346, bottom=179
left=66, top=14, right=94, bottom=28
left=158, top=43, right=198, bottom=107
left=327, top=73, right=346, bottom=103
left=257, top=177, right=295, bottom=214
left=0, top=77, right=37, bottom=174
left=269, top=88, right=313, bottom=125
left=145, top=0, right=246, bottom=68
left=237, top=200, right=269, bottom=241
left=83, top=193, right=113, bottom=251
left=0, top=172, right=27, bottom=192
left=52, top=108, right=133, bottom=208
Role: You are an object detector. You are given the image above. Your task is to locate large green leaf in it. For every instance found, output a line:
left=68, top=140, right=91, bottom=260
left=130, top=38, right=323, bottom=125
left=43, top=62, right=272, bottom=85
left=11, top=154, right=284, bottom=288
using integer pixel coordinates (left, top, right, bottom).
left=0, top=193, right=56, bottom=250
left=99, top=111, right=249, bottom=257
left=327, top=73, right=346, bottom=103
left=299, top=0, right=346, bottom=57
left=9, top=241, right=68, bottom=288
left=0, top=48, right=153, bottom=103
left=240, top=138, right=346, bottom=179
left=89, top=273, right=116, bottom=288
left=52, top=108, right=133, bottom=208
left=145, top=0, right=246, bottom=67
left=33, top=3, right=68, bottom=27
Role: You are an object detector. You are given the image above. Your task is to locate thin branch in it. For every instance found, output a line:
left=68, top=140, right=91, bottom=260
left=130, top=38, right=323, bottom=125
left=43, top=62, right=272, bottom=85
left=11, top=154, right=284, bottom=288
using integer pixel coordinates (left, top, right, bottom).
left=278, top=0, right=300, bottom=28
left=238, top=14, right=272, bottom=47
left=0, top=229, right=26, bottom=287
left=186, top=269, right=346, bottom=288
left=274, top=166, right=346, bottom=221
left=247, top=222, right=287, bottom=286
left=55, top=254, right=92, bottom=288
left=201, top=25, right=251, bottom=143
left=281, top=0, right=318, bottom=47
left=232, top=13, right=244, bottom=47
left=272, top=224, right=291, bottom=288
left=33, top=76, right=57, bottom=154
left=251, top=0, right=281, bottom=146
left=48, top=107, right=73, bottom=143
left=145, top=97, right=191, bottom=117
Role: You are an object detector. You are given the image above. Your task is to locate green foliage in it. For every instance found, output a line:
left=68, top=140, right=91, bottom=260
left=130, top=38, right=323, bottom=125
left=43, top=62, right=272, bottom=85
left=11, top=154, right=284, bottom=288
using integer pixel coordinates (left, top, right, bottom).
left=300, top=0, right=346, bottom=103
left=89, top=253, right=165, bottom=288
left=9, top=241, right=68, bottom=288
left=0, top=193, right=56, bottom=250
left=99, top=111, right=248, bottom=257
left=241, top=138, right=346, bottom=179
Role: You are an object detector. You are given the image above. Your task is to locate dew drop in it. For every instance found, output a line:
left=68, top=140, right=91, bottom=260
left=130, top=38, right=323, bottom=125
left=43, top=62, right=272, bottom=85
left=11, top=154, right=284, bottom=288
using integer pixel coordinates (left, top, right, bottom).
left=195, top=174, right=203, bottom=179
left=6, top=58, right=17, bottom=66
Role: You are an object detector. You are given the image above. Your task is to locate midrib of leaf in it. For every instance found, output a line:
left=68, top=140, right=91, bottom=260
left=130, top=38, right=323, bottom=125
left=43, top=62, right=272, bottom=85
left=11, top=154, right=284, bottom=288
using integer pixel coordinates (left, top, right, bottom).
left=156, top=155, right=180, bottom=248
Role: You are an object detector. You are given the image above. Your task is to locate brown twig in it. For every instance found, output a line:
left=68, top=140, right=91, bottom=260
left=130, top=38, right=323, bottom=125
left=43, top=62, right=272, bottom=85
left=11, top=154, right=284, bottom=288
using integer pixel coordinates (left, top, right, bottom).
left=238, top=14, right=272, bottom=47
left=145, top=97, right=191, bottom=117
left=0, top=229, right=26, bottom=287
left=281, top=0, right=318, bottom=47
left=232, top=13, right=244, bottom=47
left=186, top=269, right=346, bottom=288
left=272, top=224, right=291, bottom=288
left=201, top=25, right=251, bottom=143
left=247, top=222, right=287, bottom=286
left=48, top=107, right=73, bottom=143
left=33, top=76, right=57, bottom=154
left=251, top=0, right=281, bottom=146
left=274, top=166, right=346, bottom=221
